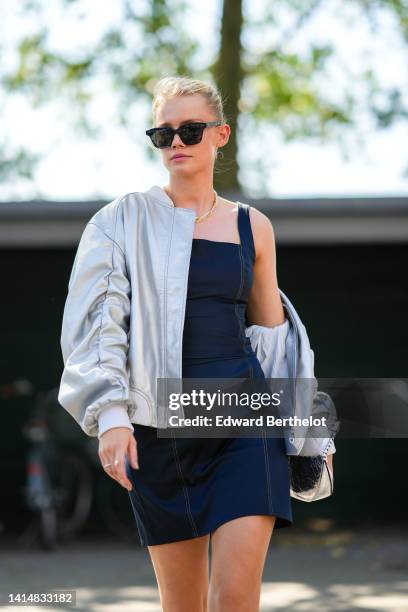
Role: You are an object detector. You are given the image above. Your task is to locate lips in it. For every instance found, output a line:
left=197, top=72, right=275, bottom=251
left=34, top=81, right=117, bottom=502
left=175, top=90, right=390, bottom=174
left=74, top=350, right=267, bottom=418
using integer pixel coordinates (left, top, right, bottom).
left=171, top=154, right=190, bottom=160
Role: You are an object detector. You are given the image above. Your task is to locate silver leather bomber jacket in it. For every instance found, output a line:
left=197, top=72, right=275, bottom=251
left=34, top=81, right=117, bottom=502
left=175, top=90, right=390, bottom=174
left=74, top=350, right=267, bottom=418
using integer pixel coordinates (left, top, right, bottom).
left=58, top=185, right=337, bottom=457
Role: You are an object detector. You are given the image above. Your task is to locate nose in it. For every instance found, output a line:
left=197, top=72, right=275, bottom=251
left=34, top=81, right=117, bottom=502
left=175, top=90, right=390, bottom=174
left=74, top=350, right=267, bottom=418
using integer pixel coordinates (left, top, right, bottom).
left=171, top=132, right=184, bottom=147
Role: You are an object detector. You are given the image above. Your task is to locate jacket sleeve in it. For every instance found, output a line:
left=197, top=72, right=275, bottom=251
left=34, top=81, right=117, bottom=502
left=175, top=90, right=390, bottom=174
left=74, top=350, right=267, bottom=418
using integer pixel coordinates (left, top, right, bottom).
left=245, top=319, right=290, bottom=378
left=246, top=319, right=337, bottom=455
left=58, top=220, right=134, bottom=438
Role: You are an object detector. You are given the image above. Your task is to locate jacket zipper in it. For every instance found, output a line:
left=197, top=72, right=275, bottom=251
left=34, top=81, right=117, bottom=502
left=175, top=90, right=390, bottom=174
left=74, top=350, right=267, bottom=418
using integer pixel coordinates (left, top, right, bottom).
left=175, top=208, right=195, bottom=426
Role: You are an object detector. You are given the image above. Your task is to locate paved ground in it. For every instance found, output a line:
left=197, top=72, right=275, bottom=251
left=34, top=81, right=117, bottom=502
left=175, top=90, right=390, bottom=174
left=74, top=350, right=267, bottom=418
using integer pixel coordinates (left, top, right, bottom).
left=1, top=520, right=408, bottom=611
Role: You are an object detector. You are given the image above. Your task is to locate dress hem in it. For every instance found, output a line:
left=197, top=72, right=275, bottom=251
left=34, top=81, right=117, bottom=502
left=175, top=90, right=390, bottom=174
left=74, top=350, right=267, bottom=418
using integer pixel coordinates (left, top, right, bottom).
left=137, top=508, right=293, bottom=547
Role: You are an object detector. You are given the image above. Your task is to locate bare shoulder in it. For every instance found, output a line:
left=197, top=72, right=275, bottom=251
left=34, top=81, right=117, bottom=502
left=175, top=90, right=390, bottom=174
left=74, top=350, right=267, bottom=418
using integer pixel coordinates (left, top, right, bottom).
left=247, top=205, right=273, bottom=236
left=247, top=205, right=275, bottom=259
left=219, top=198, right=275, bottom=257
left=220, top=196, right=272, bottom=231
left=218, top=196, right=239, bottom=212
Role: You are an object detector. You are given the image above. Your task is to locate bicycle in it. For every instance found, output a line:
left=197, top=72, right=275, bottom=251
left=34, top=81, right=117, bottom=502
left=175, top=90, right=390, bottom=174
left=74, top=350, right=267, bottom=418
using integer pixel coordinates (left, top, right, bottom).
left=18, top=387, right=93, bottom=550
left=5, top=381, right=142, bottom=547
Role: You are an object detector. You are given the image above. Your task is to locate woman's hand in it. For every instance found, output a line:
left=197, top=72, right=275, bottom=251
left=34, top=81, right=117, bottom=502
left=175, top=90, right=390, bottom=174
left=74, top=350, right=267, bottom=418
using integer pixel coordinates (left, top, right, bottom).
left=98, top=427, right=139, bottom=491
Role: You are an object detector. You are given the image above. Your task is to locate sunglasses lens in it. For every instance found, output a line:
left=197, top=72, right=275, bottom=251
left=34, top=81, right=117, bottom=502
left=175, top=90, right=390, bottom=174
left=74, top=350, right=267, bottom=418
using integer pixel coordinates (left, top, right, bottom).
left=150, top=129, right=173, bottom=148
left=179, top=124, right=204, bottom=145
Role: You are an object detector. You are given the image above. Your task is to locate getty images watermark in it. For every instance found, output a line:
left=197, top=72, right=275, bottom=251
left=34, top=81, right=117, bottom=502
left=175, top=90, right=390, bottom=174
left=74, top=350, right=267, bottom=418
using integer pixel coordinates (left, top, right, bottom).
left=153, top=377, right=408, bottom=440
left=165, top=387, right=326, bottom=428
left=153, top=377, right=341, bottom=439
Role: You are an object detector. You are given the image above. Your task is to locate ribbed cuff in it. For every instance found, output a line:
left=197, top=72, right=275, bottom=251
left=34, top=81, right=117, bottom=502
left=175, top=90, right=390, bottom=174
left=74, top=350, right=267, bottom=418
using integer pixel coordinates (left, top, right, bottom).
left=97, top=406, right=134, bottom=440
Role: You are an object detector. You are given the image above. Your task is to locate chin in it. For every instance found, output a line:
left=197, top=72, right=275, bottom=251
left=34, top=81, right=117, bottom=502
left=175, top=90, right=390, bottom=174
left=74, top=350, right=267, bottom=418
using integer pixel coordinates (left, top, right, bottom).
left=169, top=165, right=195, bottom=175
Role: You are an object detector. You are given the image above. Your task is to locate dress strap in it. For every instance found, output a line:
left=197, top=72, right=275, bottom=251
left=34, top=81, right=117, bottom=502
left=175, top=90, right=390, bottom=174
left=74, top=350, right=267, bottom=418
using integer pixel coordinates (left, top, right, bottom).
left=237, top=202, right=256, bottom=262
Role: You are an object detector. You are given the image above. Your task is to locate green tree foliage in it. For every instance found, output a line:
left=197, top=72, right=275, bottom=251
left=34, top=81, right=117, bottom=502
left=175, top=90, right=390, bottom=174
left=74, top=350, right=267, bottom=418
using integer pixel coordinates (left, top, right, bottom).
left=1, top=0, right=407, bottom=193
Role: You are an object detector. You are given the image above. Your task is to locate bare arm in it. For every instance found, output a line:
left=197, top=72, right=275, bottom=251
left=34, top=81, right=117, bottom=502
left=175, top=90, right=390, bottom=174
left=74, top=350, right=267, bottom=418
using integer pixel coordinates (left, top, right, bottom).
left=247, top=208, right=336, bottom=468
left=246, top=207, right=285, bottom=327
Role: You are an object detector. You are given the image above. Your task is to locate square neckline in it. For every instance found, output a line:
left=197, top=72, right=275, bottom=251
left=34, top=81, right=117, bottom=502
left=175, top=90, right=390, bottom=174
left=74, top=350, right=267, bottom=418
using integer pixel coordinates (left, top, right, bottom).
left=192, top=201, right=243, bottom=247
left=192, top=238, right=240, bottom=246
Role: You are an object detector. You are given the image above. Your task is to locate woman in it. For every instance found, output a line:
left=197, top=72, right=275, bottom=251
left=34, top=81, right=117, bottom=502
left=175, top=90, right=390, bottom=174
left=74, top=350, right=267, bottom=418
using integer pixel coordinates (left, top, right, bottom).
left=62, top=75, right=296, bottom=611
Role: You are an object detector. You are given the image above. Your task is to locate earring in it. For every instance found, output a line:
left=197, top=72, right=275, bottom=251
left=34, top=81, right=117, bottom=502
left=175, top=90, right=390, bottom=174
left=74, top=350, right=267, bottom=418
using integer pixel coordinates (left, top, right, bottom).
left=216, top=149, right=224, bottom=159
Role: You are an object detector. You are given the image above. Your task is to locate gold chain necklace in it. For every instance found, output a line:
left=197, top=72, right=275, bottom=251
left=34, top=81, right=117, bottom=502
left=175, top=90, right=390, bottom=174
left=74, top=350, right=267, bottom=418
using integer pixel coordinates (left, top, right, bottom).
left=163, top=187, right=218, bottom=224
left=195, top=190, right=218, bottom=224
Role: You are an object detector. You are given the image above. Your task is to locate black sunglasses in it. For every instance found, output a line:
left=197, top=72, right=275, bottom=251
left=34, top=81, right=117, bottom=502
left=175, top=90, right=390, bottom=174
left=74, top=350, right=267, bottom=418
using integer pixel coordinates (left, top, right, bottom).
left=145, top=121, right=222, bottom=149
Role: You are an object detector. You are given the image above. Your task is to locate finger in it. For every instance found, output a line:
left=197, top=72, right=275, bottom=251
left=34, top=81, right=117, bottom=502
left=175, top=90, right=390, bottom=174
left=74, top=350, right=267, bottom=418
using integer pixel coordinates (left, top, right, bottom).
left=128, top=436, right=139, bottom=470
left=113, top=454, right=133, bottom=491
left=99, top=448, right=112, bottom=470
left=101, top=458, right=115, bottom=474
left=100, top=454, right=120, bottom=480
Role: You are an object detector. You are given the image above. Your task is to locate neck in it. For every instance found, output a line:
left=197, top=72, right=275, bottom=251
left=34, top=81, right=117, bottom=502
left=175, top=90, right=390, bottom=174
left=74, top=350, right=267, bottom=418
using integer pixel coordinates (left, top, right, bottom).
left=163, top=175, right=216, bottom=216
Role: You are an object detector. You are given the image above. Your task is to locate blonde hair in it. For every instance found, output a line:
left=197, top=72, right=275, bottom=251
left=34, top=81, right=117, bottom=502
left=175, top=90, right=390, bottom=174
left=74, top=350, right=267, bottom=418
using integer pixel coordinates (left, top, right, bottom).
left=151, top=76, right=227, bottom=125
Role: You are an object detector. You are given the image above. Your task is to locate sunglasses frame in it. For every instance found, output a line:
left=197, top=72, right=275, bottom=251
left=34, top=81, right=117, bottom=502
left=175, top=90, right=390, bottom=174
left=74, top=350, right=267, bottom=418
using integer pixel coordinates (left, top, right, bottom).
left=145, top=121, right=222, bottom=148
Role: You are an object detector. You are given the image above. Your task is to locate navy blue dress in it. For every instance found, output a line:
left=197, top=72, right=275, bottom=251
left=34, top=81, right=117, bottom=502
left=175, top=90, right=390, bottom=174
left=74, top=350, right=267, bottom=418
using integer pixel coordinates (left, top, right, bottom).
left=126, top=202, right=293, bottom=546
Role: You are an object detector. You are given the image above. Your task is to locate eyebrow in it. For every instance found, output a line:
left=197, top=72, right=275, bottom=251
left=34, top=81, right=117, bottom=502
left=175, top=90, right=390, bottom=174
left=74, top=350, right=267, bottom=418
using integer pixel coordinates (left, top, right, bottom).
left=156, top=118, right=204, bottom=128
